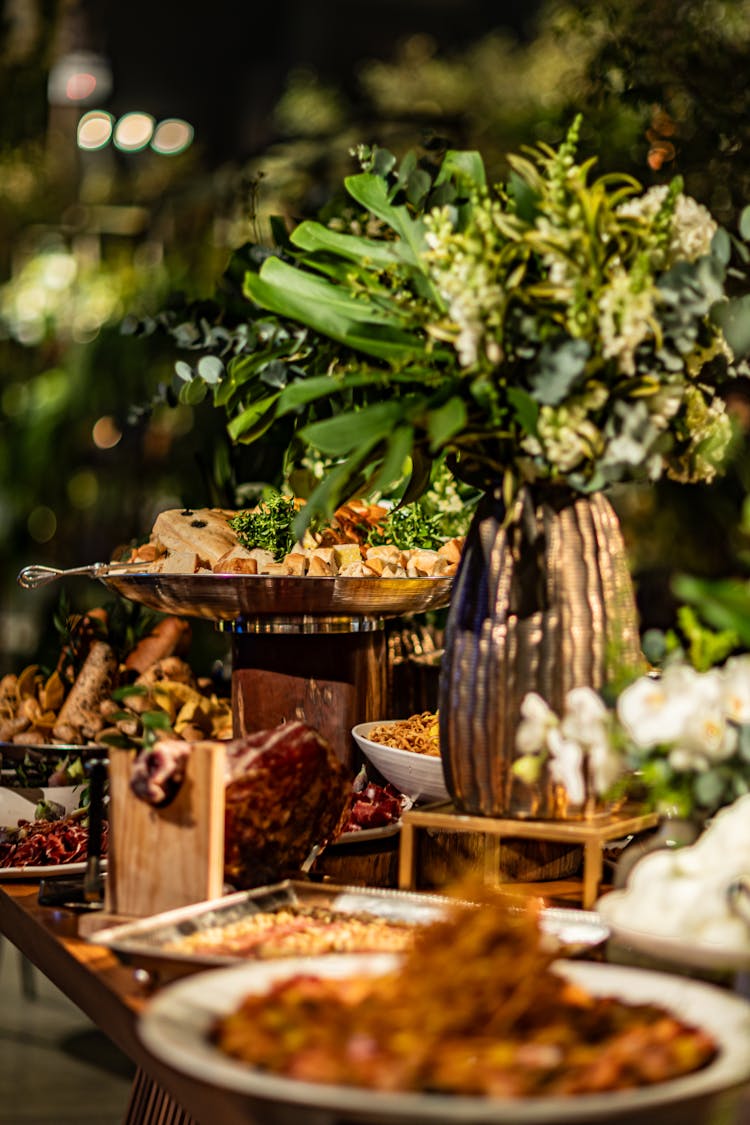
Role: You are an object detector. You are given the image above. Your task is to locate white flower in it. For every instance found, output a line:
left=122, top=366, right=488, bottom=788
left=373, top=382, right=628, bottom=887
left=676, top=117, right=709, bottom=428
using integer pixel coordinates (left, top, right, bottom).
left=547, top=728, right=586, bottom=806
left=560, top=687, right=621, bottom=796
left=617, top=186, right=717, bottom=265
left=617, top=665, right=705, bottom=747
left=515, top=692, right=557, bottom=755
left=720, top=655, right=750, bottom=724
left=598, top=268, right=655, bottom=375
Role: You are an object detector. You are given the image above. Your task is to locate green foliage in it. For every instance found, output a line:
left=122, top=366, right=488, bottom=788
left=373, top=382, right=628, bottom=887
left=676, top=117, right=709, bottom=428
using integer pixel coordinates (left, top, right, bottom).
left=158, top=124, right=750, bottom=535
left=367, top=503, right=448, bottom=551
left=229, top=491, right=299, bottom=559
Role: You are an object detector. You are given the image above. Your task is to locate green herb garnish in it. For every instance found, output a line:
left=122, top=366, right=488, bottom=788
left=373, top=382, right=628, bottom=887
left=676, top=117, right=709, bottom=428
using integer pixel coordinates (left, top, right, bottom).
left=230, top=492, right=299, bottom=560
left=367, top=504, right=447, bottom=551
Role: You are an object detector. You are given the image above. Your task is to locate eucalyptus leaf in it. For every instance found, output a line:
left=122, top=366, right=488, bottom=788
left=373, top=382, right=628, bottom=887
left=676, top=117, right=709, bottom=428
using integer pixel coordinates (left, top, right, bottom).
left=174, top=360, right=194, bottom=383
left=740, top=206, right=750, bottom=242
left=197, top=355, right=225, bottom=385
left=528, top=338, right=590, bottom=405
left=712, top=294, right=750, bottom=358
left=259, top=360, right=289, bottom=389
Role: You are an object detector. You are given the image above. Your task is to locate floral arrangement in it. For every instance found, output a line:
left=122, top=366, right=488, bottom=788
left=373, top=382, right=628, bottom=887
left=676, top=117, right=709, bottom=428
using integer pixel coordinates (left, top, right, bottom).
left=514, top=657, right=750, bottom=819
left=160, top=117, right=750, bottom=530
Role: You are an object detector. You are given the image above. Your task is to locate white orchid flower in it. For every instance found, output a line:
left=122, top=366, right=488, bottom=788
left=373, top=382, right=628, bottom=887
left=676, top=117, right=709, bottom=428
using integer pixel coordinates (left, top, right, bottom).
left=547, top=728, right=586, bottom=806
left=616, top=665, right=709, bottom=747
left=561, top=686, right=609, bottom=746
left=670, top=705, right=739, bottom=770
left=515, top=692, right=558, bottom=756
left=720, top=655, right=750, bottom=725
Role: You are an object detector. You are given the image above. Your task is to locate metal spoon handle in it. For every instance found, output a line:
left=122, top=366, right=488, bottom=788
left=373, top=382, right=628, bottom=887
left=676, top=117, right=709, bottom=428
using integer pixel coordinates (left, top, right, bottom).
left=17, top=561, right=138, bottom=589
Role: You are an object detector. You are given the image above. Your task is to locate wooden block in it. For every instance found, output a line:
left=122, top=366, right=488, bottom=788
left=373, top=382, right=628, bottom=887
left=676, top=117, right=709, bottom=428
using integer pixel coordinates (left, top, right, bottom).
left=105, top=744, right=225, bottom=918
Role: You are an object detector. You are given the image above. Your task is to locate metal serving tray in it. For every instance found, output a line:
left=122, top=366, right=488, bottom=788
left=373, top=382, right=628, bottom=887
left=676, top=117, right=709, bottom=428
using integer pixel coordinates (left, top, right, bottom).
left=102, top=573, right=454, bottom=622
left=91, top=880, right=453, bottom=981
left=90, top=879, right=609, bottom=983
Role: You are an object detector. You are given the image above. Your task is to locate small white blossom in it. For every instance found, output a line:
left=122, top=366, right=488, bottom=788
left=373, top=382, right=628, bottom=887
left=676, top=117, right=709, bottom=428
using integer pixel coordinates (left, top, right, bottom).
left=720, top=655, right=750, bottom=724
left=547, top=728, right=585, bottom=806
left=598, top=269, right=655, bottom=375
left=617, top=186, right=717, bottom=265
left=515, top=692, right=558, bottom=755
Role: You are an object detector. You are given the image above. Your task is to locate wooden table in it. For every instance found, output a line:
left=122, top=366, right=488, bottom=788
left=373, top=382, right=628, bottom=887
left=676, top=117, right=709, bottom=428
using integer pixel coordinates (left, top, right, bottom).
left=2, top=877, right=750, bottom=1125
left=0, top=880, right=257, bottom=1125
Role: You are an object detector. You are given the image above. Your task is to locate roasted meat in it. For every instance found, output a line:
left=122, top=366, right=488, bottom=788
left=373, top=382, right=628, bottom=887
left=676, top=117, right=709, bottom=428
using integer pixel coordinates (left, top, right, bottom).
left=130, top=721, right=350, bottom=888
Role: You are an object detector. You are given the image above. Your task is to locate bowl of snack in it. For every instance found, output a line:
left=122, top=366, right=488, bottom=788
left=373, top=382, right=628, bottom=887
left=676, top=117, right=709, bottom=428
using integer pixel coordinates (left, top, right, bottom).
left=352, top=714, right=449, bottom=804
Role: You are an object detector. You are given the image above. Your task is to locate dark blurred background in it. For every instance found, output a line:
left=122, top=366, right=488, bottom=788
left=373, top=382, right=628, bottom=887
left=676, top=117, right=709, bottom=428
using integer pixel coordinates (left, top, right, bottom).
left=3, top=0, right=750, bottom=674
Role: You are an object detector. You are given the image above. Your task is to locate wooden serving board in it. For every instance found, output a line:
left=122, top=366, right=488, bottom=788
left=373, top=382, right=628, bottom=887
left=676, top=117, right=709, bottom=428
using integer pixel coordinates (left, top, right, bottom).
left=105, top=744, right=226, bottom=918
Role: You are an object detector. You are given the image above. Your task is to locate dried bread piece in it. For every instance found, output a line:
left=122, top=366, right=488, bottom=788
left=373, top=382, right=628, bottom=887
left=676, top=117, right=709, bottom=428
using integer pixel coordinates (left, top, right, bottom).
left=307, top=555, right=333, bottom=577
left=160, top=549, right=200, bottom=574
left=213, top=546, right=259, bottom=574
left=150, top=508, right=238, bottom=568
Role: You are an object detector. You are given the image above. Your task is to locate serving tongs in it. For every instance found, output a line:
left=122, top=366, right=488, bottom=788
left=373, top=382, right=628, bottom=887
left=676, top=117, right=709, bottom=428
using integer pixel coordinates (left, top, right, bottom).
left=17, top=560, right=146, bottom=589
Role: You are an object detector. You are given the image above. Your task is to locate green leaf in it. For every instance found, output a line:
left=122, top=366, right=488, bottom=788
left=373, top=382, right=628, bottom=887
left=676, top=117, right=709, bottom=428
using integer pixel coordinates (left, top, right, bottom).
left=712, top=294, right=750, bottom=358
left=290, top=221, right=407, bottom=267
left=740, top=206, right=750, bottom=242
left=244, top=258, right=421, bottom=362
left=344, top=173, right=432, bottom=270
left=711, top=227, right=732, bottom=266
left=227, top=393, right=282, bottom=442
left=292, top=442, right=381, bottom=537
left=672, top=574, right=750, bottom=646
left=406, top=168, right=432, bottom=209
left=507, top=386, right=540, bottom=436
left=399, top=445, right=434, bottom=506
left=434, top=150, right=487, bottom=192
left=301, top=401, right=405, bottom=457
left=368, top=426, right=414, bottom=496
left=427, top=397, right=468, bottom=449
left=693, top=769, right=726, bottom=810
left=179, top=378, right=208, bottom=406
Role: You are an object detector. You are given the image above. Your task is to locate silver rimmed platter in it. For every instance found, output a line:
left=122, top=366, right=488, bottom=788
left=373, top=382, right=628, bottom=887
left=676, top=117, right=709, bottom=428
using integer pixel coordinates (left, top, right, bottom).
left=138, top=955, right=750, bottom=1125
left=102, top=573, right=454, bottom=622
left=90, top=879, right=609, bottom=981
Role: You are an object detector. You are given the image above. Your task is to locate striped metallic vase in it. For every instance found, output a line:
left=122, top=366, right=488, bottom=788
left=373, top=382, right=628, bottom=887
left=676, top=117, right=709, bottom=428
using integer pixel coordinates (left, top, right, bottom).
left=439, top=484, right=643, bottom=819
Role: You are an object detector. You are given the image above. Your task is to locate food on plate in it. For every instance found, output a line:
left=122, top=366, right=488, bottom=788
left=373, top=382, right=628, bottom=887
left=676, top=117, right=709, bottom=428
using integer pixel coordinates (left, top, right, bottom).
left=0, top=808, right=108, bottom=869
left=212, top=887, right=716, bottom=1095
left=341, top=776, right=408, bottom=833
left=163, top=905, right=414, bottom=959
left=0, top=610, right=231, bottom=747
left=368, top=711, right=440, bottom=757
left=130, top=720, right=351, bottom=889
left=124, top=496, right=464, bottom=579
left=603, top=793, right=750, bottom=949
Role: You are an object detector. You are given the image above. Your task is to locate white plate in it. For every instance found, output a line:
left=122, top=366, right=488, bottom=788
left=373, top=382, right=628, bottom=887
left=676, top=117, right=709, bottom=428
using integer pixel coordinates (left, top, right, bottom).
left=598, top=889, right=750, bottom=971
left=352, top=721, right=449, bottom=803
left=0, top=785, right=92, bottom=879
left=0, top=858, right=108, bottom=881
left=139, top=955, right=750, bottom=1124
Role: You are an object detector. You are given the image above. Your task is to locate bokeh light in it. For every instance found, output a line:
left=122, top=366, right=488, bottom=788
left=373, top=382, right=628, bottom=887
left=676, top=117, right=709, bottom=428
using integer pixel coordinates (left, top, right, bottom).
left=92, top=415, right=122, bottom=449
left=66, top=72, right=97, bottom=101
left=77, top=111, right=114, bottom=151
left=67, top=470, right=99, bottom=509
left=151, top=118, right=194, bottom=155
left=27, top=506, right=57, bottom=544
left=113, top=112, right=155, bottom=153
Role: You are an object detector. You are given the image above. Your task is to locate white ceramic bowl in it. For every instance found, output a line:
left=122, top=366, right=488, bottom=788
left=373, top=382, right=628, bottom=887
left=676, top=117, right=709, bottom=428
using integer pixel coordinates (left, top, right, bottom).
left=352, top=721, right=449, bottom=803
